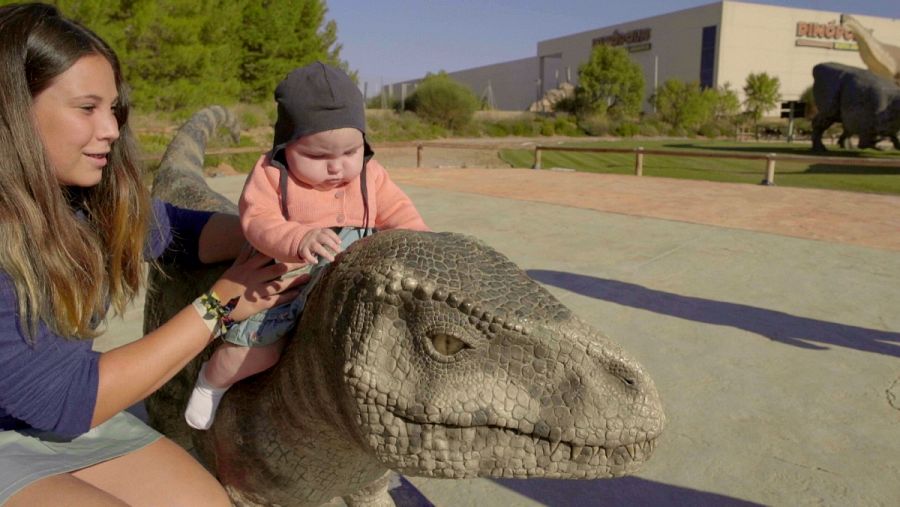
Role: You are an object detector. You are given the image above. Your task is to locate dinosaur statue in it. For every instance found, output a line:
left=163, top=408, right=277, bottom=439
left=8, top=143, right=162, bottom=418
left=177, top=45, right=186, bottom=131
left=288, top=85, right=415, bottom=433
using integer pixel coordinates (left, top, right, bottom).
left=143, top=106, right=666, bottom=506
left=841, top=14, right=900, bottom=87
left=810, top=62, right=900, bottom=151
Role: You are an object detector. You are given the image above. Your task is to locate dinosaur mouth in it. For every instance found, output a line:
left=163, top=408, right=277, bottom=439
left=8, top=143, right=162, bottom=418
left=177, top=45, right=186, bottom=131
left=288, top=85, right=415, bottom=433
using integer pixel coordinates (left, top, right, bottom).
left=382, top=412, right=658, bottom=478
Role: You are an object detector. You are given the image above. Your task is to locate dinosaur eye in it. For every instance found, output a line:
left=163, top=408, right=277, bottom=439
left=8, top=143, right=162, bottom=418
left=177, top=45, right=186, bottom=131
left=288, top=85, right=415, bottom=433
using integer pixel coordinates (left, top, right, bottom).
left=430, top=333, right=469, bottom=356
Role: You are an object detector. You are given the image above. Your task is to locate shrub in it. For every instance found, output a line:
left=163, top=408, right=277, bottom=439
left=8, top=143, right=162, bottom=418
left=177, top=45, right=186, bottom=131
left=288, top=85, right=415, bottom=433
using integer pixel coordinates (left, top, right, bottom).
left=698, top=123, right=721, bottom=138
left=668, top=125, right=689, bottom=138
left=553, top=116, right=582, bottom=136
left=578, top=114, right=611, bottom=136
left=650, top=79, right=716, bottom=130
left=637, top=122, right=660, bottom=137
left=406, top=72, right=479, bottom=130
left=613, top=122, right=640, bottom=137
left=366, top=111, right=446, bottom=142
left=540, top=120, right=555, bottom=136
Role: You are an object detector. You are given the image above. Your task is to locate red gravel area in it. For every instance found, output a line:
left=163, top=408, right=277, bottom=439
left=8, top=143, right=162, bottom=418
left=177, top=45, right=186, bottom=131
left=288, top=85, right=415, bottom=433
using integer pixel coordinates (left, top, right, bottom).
left=388, top=167, right=900, bottom=252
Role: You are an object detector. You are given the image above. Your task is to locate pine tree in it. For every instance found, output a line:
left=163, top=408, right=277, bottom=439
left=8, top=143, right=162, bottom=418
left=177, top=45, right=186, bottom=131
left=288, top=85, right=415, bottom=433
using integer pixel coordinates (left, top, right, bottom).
left=238, top=0, right=348, bottom=102
left=115, top=0, right=244, bottom=110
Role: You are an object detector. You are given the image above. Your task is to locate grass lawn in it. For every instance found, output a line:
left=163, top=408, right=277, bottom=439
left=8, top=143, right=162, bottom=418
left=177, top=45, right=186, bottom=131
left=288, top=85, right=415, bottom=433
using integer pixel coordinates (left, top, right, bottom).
left=499, top=139, right=900, bottom=195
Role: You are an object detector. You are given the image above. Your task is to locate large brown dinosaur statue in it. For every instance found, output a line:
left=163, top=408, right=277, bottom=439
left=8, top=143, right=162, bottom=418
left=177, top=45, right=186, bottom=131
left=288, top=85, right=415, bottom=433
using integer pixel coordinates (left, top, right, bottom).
left=143, top=106, right=666, bottom=506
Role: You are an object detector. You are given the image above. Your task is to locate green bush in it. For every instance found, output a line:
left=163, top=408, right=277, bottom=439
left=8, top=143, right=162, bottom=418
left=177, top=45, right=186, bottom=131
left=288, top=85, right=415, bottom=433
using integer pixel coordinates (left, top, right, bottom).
left=578, top=115, right=611, bottom=136
left=472, top=116, right=583, bottom=138
left=668, top=126, right=689, bottom=138
left=638, top=122, right=660, bottom=137
left=239, top=109, right=265, bottom=129
left=540, top=120, right=556, bottom=136
left=365, top=111, right=446, bottom=142
left=136, top=132, right=172, bottom=155
left=698, top=123, right=721, bottom=138
left=613, top=122, right=640, bottom=137
left=486, top=118, right=541, bottom=137
left=406, top=72, right=479, bottom=131
left=553, top=116, right=582, bottom=136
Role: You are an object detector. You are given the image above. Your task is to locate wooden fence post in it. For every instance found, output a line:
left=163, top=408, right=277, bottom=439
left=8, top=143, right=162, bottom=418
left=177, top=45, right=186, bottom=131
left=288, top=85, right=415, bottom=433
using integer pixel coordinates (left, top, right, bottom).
left=762, top=153, right=776, bottom=185
left=533, top=146, right=542, bottom=170
left=634, top=147, right=644, bottom=176
left=416, top=144, right=423, bottom=168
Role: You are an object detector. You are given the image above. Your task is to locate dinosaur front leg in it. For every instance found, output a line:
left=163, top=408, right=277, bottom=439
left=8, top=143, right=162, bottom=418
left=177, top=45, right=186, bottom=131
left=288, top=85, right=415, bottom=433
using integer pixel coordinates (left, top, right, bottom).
left=342, top=471, right=395, bottom=507
left=811, top=116, right=832, bottom=152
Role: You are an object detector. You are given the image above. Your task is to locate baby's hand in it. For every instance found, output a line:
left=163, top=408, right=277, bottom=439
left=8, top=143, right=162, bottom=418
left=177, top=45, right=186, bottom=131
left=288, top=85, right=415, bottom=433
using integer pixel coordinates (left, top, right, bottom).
left=297, top=228, right=342, bottom=264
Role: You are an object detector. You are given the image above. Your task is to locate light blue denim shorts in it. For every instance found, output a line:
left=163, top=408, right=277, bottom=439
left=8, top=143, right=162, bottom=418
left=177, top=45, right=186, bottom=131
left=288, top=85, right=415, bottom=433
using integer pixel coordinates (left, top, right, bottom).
left=222, top=227, right=374, bottom=347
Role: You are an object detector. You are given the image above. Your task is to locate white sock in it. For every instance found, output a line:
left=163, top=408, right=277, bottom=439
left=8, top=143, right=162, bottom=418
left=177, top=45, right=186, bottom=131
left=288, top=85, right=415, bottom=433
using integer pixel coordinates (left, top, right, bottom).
left=184, top=362, right=230, bottom=430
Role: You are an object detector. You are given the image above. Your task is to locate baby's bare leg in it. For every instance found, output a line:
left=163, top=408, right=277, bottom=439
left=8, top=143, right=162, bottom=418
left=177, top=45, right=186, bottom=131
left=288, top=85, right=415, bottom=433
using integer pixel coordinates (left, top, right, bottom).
left=185, top=340, right=286, bottom=429
left=205, top=340, right=287, bottom=388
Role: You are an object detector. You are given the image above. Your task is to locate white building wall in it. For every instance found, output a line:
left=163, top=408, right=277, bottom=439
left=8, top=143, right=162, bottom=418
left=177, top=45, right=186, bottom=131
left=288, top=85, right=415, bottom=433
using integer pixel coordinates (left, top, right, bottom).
left=383, top=57, right=538, bottom=111
left=719, top=2, right=900, bottom=105
left=537, top=2, right=723, bottom=108
left=444, top=57, right=540, bottom=111
left=384, top=1, right=900, bottom=113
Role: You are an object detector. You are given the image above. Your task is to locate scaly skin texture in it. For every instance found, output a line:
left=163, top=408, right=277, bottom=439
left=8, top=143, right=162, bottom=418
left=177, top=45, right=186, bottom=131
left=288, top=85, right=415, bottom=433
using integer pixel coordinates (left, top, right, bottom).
left=144, top=107, right=666, bottom=506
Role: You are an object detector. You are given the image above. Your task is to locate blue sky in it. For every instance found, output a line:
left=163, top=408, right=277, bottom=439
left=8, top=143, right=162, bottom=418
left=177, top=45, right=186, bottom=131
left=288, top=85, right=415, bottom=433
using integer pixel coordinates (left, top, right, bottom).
left=325, top=0, right=900, bottom=91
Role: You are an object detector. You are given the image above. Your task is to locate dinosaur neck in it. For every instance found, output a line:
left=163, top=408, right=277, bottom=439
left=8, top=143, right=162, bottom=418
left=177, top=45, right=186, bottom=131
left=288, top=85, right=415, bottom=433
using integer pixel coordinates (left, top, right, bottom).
left=210, top=353, right=387, bottom=505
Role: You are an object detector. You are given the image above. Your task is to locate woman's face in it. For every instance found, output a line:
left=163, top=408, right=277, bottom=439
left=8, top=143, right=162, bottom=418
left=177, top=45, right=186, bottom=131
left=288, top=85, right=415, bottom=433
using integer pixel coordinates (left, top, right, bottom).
left=31, top=54, right=120, bottom=188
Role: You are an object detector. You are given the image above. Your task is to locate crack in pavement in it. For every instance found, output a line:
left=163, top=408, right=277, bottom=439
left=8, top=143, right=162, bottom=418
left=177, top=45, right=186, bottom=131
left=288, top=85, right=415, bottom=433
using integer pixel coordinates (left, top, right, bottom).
left=887, top=377, right=900, bottom=411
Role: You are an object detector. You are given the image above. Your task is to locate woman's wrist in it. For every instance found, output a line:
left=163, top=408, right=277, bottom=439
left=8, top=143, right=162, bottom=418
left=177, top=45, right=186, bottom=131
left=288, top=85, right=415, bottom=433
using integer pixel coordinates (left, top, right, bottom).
left=191, top=290, right=239, bottom=336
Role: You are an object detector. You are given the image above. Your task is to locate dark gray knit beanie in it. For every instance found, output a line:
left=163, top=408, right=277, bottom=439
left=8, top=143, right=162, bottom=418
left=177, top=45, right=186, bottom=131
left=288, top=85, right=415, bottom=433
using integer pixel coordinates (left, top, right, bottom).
left=272, top=61, right=368, bottom=157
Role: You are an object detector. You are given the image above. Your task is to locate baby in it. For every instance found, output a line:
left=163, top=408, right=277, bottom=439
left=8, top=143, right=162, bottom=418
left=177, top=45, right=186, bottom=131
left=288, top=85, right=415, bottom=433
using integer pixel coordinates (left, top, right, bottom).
left=185, top=62, right=429, bottom=429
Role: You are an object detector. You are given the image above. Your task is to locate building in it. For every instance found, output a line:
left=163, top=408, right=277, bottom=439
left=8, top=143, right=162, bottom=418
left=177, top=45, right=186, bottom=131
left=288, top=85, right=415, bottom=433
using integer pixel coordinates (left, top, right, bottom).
left=384, top=1, right=900, bottom=113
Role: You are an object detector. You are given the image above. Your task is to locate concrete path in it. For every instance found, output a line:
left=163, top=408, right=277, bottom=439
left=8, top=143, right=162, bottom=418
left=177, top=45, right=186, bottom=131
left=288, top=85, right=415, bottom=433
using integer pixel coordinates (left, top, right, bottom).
left=100, top=169, right=900, bottom=506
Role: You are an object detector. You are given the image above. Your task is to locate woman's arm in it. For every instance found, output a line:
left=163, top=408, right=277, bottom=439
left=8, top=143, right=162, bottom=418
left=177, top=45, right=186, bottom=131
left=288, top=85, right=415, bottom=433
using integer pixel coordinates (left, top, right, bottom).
left=198, top=213, right=245, bottom=263
left=93, top=250, right=303, bottom=427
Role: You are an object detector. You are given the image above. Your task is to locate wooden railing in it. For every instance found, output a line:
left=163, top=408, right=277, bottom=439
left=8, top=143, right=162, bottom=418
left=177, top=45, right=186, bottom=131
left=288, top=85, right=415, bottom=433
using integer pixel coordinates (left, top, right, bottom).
left=142, top=142, right=900, bottom=187
left=532, top=145, right=900, bottom=185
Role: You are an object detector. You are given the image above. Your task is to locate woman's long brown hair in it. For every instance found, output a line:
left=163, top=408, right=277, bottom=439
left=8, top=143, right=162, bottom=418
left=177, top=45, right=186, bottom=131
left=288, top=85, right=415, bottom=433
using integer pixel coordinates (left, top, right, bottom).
left=0, top=3, right=152, bottom=340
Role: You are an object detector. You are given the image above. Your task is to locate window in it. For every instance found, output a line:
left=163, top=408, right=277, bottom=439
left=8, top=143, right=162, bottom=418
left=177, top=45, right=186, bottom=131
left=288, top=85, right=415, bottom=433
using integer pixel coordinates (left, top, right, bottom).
left=700, top=25, right=717, bottom=88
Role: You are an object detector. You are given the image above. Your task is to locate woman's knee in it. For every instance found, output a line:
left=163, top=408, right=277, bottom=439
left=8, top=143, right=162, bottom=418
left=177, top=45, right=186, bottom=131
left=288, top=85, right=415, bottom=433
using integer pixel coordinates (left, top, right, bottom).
left=72, top=437, right=231, bottom=507
left=6, top=474, right=128, bottom=506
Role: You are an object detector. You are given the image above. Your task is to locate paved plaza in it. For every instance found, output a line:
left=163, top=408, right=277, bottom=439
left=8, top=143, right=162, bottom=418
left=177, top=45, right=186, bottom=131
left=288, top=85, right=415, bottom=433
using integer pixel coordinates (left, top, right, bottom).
left=100, top=168, right=900, bottom=506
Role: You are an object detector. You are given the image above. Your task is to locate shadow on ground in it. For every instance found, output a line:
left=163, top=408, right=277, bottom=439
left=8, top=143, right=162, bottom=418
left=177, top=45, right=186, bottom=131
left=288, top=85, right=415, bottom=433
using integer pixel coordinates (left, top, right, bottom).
left=528, top=270, right=900, bottom=358
left=493, top=477, right=764, bottom=507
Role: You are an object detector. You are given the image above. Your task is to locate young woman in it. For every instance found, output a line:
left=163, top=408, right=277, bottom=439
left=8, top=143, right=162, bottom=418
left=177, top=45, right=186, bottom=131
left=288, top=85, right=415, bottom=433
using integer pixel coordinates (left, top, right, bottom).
left=0, top=3, right=303, bottom=505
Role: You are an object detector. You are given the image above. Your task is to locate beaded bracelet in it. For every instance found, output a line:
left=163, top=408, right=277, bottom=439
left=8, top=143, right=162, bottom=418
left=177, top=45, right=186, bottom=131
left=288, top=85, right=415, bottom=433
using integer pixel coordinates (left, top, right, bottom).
left=191, top=290, right=239, bottom=337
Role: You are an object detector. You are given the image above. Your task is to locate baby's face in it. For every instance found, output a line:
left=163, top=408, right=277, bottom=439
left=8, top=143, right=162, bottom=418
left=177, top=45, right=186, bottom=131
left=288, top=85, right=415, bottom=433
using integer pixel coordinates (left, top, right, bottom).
left=284, top=128, right=365, bottom=191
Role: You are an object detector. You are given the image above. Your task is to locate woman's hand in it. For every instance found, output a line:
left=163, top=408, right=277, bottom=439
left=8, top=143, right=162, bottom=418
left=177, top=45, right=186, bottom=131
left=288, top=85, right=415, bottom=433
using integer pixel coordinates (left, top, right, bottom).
left=297, top=227, right=342, bottom=264
left=209, top=245, right=307, bottom=323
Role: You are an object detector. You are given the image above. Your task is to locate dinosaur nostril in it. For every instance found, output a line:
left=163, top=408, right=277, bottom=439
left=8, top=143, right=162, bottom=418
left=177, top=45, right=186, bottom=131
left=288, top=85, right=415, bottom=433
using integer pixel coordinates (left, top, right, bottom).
left=609, top=361, right=641, bottom=390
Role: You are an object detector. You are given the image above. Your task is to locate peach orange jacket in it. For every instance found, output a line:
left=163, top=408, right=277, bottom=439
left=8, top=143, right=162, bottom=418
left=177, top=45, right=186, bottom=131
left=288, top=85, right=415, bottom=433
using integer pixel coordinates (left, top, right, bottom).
left=239, top=154, right=429, bottom=262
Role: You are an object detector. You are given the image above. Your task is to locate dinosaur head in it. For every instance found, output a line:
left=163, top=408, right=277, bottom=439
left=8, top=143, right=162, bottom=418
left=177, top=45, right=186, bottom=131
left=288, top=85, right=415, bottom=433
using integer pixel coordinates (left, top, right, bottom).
left=298, top=229, right=665, bottom=479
